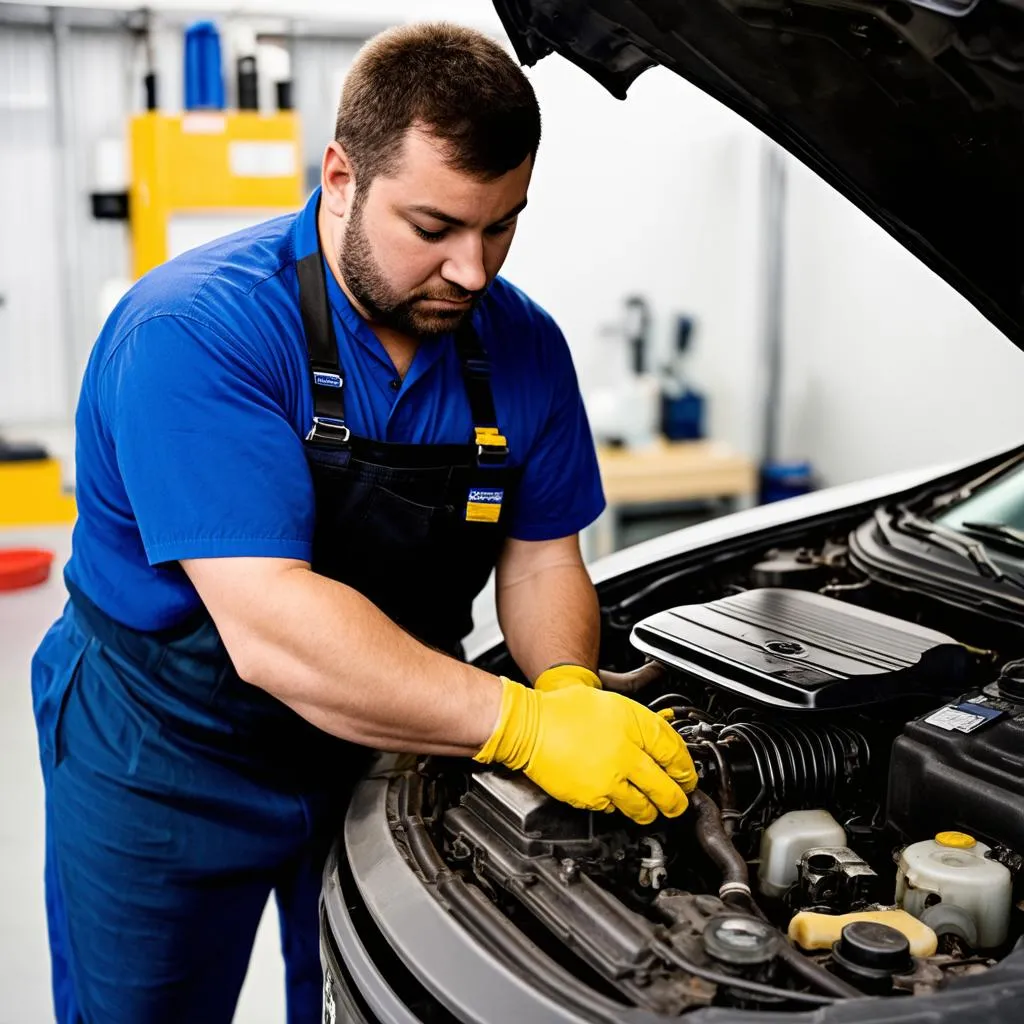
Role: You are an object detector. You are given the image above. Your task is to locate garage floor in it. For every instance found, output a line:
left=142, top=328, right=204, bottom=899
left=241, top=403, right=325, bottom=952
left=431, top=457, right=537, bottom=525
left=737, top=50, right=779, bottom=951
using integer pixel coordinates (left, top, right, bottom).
left=0, top=526, right=286, bottom=1023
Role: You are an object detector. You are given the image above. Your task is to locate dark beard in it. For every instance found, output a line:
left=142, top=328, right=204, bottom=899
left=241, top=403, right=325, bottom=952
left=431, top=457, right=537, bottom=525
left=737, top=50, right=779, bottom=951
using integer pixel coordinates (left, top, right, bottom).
left=338, top=198, right=481, bottom=337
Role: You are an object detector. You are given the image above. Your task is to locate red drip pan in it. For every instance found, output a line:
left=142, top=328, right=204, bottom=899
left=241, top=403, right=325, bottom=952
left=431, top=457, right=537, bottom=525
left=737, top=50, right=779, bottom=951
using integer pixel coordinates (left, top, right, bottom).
left=0, top=548, right=55, bottom=591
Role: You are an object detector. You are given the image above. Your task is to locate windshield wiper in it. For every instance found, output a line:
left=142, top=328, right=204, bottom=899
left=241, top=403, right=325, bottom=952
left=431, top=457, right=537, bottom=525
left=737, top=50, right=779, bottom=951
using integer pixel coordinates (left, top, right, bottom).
left=892, top=507, right=1024, bottom=592
left=959, top=520, right=1024, bottom=554
left=926, top=448, right=1024, bottom=513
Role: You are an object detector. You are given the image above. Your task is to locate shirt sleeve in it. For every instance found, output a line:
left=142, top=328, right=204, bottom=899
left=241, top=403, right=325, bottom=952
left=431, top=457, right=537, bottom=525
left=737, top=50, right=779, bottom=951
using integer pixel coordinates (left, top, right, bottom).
left=508, top=315, right=606, bottom=542
left=101, top=313, right=315, bottom=566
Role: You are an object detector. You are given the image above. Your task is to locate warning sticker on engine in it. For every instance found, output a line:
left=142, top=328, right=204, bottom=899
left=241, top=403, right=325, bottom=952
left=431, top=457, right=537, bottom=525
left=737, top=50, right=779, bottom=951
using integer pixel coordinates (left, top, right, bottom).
left=924, top=701, right=1004, bottom=733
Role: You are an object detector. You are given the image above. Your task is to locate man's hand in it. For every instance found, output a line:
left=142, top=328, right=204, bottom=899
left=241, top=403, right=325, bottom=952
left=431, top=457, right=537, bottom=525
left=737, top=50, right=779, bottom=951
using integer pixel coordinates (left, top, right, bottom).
left=474, top=678, right=698, bottom=823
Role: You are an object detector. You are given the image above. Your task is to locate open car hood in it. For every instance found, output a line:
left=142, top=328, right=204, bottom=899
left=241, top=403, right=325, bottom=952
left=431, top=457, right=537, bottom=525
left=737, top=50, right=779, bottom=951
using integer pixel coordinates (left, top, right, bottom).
left=493, top=0, right=1024, bottom=351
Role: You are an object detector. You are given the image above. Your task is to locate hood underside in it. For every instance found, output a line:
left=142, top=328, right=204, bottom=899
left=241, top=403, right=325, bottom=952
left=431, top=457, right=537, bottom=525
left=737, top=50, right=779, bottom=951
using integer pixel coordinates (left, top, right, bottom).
left=494, top=0, right=1024, bottom=351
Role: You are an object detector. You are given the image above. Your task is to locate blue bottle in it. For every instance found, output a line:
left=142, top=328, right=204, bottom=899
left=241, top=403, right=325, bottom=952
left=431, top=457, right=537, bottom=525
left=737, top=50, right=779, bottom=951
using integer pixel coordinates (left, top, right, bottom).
left=184, top=21, right=225, bottom=111
left=759, top=460, right=815, bottom=504
left=659, top=316, right=707, bottom=440
left=660, top=389, right=706, bottom=441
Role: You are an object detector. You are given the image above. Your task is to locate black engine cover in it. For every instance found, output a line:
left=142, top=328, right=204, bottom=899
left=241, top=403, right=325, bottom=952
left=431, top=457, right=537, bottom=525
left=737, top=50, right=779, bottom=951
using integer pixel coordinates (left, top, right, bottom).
left=631, top=588, right=969, bottom=709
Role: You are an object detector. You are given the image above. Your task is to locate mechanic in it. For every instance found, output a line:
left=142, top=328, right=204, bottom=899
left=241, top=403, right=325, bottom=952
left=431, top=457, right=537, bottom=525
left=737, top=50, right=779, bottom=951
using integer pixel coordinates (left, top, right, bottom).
left=31, top=21, right=697, bottom=1024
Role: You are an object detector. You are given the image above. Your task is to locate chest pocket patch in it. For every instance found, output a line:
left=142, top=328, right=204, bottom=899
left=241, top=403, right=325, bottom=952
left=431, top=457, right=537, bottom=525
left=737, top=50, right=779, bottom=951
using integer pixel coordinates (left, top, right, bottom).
left=466, top=486, right=504, bottom=523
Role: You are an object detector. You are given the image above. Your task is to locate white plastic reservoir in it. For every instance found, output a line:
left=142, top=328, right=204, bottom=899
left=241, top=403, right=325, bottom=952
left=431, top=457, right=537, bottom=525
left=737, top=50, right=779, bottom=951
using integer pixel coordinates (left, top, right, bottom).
left=758, top=810, right=846, bottom=898
left=896, top=832, right=1012, bottom=949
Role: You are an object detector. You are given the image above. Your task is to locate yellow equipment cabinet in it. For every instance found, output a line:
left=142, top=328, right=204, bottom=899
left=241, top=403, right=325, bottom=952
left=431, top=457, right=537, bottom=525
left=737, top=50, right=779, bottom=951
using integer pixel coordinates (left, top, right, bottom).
left=130, top=111, right=304, bottom=277
left=0, top=459, right=77, bottom=526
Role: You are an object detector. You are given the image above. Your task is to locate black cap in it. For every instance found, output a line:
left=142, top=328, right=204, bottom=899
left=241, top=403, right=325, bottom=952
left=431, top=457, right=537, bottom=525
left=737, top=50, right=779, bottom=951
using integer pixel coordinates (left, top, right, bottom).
left=832, top=922, right=912, bottom=981
left=998, top=659, right=1024, bottom=703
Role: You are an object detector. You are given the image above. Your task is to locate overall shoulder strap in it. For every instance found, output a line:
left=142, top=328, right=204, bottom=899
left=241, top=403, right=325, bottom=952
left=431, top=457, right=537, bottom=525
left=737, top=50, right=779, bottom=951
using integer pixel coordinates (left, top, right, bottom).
left=454, top=320, right=509, bottom=466
left=297, top=244, right=349, bottom=443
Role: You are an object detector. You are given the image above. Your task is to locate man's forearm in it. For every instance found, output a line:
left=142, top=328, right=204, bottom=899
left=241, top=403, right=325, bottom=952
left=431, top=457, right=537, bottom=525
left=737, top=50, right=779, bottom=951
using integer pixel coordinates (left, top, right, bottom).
left=183, top=558, right=502, bottom=755
left=497, top=556, right=600, bottom=681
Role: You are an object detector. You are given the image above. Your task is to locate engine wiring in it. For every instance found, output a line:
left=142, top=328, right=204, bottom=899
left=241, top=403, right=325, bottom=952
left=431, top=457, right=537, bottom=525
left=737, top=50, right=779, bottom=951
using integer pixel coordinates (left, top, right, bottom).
left=650, top=939, right=843, bottom=1007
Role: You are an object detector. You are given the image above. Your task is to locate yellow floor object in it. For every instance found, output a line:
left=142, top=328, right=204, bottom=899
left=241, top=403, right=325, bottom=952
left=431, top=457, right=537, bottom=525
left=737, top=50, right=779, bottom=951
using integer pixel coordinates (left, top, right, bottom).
left=0, top=459, right=76, bottom=526
left=789, top=909, right=938, bottom=957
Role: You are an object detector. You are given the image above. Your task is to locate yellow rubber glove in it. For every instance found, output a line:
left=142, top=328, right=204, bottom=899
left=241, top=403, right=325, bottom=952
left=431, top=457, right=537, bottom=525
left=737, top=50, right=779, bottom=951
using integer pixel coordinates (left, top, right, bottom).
left=534, top=664, right=601, bottom=692
left=475, top=677, right=698, bottom=824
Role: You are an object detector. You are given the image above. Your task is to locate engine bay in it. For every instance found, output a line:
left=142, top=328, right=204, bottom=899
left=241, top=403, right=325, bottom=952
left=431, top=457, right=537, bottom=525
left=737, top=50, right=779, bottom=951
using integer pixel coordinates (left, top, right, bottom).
left=423, top=520, right=1024, bottom=1013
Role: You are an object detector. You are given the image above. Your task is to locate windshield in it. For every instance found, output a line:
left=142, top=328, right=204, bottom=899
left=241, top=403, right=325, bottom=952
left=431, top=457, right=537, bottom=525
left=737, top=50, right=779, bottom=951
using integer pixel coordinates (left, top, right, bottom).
left=937, top=461, right=1024, bottom=533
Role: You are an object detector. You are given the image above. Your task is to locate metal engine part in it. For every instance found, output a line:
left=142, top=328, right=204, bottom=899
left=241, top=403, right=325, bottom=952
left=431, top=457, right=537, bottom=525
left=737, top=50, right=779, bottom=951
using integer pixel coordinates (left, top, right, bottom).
left=444, top=772, right=714, bottom=1014
left=796, top=846, right=883, bottom=914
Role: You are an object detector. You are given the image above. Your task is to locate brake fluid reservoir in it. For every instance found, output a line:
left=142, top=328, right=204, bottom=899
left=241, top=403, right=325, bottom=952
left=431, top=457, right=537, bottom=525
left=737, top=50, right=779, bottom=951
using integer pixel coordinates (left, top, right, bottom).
left=758, top=810, right=845, bottom=898
left=895, top=832, right=1012, bottom=948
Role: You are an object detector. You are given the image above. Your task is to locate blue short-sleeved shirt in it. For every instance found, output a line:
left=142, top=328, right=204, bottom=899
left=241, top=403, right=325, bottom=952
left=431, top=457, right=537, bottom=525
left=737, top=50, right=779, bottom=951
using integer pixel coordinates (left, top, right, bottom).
left=66, top=188, right=605, bottom=630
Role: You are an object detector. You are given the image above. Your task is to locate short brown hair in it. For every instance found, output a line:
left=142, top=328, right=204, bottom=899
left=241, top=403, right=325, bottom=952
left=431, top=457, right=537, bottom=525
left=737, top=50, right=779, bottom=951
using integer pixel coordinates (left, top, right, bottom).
left=335, top=22, right=541, bottom=190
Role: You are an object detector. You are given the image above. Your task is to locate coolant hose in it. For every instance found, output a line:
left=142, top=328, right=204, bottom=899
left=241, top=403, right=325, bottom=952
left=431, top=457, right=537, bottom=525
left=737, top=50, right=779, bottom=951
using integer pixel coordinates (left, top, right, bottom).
left=689, top=789, right=750, bottom=898
left=598, top=660, right=666, bottom=694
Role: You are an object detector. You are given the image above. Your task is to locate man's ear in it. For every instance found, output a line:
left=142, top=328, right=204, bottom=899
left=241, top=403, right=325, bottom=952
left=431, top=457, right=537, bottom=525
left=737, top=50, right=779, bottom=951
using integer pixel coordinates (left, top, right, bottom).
left=321, top=141, right=357, bottom=218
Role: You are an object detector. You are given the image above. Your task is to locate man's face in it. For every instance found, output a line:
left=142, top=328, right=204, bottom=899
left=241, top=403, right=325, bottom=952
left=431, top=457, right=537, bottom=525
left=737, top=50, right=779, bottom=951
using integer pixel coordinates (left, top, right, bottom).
left=337, top=129, right=532, bottom=337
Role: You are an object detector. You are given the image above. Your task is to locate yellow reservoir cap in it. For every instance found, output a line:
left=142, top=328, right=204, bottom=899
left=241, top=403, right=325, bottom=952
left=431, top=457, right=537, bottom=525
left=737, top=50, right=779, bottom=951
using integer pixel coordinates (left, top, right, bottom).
left=935, top=831, right=977, bottom=849
left=788, top=910, right=938, bottom=957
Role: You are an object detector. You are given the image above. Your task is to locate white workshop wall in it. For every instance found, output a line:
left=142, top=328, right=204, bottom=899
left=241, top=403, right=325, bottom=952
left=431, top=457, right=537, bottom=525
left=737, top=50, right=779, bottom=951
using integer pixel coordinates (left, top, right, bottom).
left=777, top=158, right=1024, bottom=486
left=0, top=21, right=68, bottom=424
left=0, top=17, right=140, bottom=429
left=500, top=62, right=767, bottom=460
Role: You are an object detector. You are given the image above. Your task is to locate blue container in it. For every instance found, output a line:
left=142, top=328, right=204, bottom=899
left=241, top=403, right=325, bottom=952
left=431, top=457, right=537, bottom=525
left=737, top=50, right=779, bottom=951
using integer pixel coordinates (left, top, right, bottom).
left=759, top=460, right=814, bottom=505
left=660, top=389, right=706, bottom=441
left=184, top=21, right=225, bottom=111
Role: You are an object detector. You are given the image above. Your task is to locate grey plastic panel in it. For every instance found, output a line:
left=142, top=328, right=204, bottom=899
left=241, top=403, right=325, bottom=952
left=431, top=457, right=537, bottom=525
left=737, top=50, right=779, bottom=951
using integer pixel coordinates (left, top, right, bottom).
left=321, top=844, right=421, bottom=1024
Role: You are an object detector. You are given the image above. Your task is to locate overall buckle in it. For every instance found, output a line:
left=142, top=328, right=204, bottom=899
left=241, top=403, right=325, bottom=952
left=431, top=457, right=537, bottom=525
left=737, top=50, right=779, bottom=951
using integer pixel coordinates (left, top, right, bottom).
left=306, top=417, right=351, bottom=443
left=474, top=426, right=509, bottom=464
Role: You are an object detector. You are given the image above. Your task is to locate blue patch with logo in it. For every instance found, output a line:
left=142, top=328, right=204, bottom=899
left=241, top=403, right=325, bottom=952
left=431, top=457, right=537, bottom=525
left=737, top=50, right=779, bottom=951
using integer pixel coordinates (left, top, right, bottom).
left=313, top=372, right=343, bottom=388
left=466, top=487, right=504, bottom=523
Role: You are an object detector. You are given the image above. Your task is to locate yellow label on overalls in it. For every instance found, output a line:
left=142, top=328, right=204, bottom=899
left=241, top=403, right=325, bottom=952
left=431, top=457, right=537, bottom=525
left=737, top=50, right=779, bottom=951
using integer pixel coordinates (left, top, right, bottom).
left=466, top=487, right=504, bottom=523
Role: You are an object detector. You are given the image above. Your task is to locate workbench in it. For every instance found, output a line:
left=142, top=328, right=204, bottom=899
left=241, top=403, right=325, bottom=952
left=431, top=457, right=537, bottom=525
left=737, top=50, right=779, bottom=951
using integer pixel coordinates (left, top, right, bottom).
left=587, top=439, right=757, bottom=559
